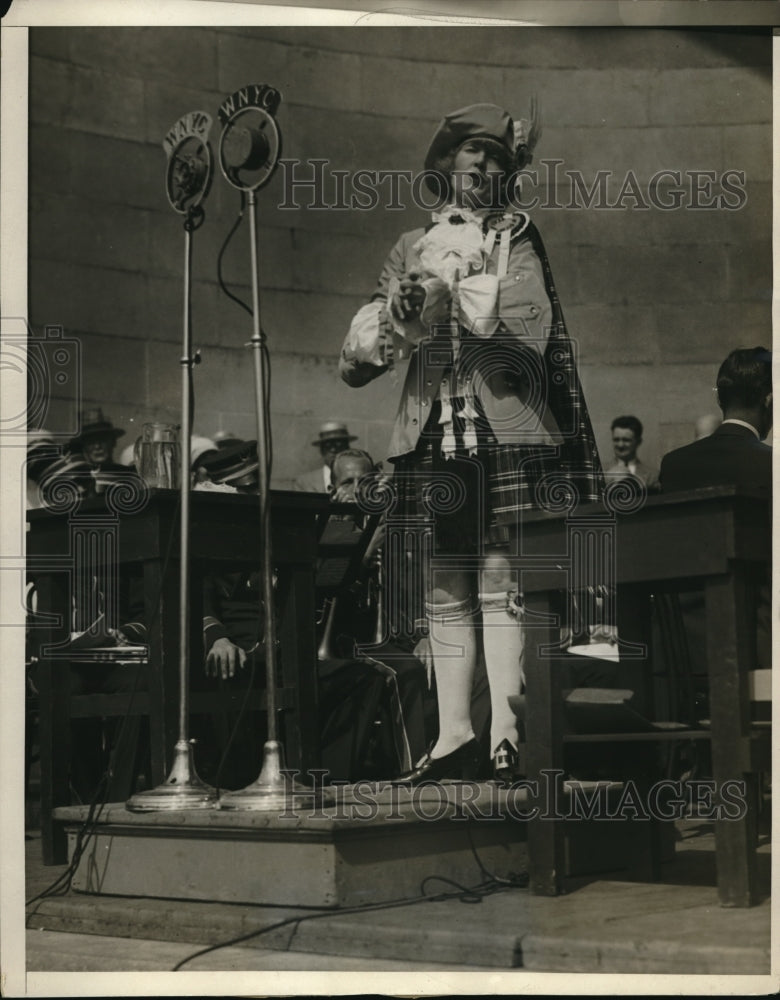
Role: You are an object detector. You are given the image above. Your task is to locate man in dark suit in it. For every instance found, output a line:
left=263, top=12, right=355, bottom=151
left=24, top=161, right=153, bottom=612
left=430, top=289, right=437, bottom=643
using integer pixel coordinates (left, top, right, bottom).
left=660, top=346, right=771, bottom=494
left=660, top=346, right=772, bottom=674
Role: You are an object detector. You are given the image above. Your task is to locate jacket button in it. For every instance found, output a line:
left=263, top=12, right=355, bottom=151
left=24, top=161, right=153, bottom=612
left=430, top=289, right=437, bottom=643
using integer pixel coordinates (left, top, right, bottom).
left=412, top=418, right=418, bottom=424
left=421, top=400, right=428, bottom=406
left=426, top=380, right=432, bottom=386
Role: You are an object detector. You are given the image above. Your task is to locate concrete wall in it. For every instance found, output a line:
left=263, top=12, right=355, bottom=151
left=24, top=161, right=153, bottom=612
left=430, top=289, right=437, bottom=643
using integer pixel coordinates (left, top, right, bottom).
left=28, top=26, right=771, bottom=484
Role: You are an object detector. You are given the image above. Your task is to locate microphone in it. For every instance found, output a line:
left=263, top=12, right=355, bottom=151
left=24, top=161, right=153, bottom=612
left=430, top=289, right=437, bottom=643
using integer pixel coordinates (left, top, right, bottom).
left=172, top=151, right=210, bottom=201
left=221, top=123, right=271, bottom=172
left=218, top=84, right=282, bottom=192
left=162, top=110, right=213, bottom=214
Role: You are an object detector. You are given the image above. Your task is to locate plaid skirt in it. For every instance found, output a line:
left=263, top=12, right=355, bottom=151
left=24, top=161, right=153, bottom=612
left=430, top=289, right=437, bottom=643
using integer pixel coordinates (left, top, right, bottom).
left=389, top=399, right=564, bottom=554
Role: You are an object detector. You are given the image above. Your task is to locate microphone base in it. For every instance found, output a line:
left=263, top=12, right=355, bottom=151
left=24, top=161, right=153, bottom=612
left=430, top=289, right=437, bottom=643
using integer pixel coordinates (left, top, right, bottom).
left=218, top=740, right=326, bottom=812
left=126, top=739, right=218, bottom=812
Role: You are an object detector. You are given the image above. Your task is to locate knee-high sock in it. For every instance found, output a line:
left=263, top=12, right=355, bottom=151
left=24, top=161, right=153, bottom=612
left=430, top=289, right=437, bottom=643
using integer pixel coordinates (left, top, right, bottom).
left=480, top=590, right=524, bottom=754
left=426, top=597, right=478, bottom=759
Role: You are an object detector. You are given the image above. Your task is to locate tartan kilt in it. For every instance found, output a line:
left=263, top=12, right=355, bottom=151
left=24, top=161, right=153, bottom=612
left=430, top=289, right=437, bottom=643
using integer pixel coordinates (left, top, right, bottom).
left=389, top=405, right=571, bottom=554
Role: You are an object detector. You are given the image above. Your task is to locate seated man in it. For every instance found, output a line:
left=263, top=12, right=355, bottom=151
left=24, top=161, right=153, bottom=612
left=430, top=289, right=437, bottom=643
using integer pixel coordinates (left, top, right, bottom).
left=694, top=413, right=722, bottom=440
left=660, top=346, right=772, bottom=678
left=329, top=447, right=379, bottom=503
left=660, top=347, right=771, bottom=495
left=607, top=415, right=661, bottom=492
left=320, top=448, right=434, bottom=779
left=68, top=408, right=128, bottom=494
left=198, top=443, right=430, bottom=782
left=293, top=421, right=358, bottom=493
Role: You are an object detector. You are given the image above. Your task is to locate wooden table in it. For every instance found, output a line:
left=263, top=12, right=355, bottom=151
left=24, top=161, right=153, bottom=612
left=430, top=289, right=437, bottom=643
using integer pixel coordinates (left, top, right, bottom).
left=515, top=486, right=770, bottom=908
left=27, top=488, right=331, bottom=863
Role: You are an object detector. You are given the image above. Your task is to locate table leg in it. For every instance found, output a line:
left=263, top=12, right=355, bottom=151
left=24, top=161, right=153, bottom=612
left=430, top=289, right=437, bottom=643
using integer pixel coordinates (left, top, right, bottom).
left=705, top=565, right=758, bottom=907
left=616, top=584, right=654, bottom=718
left=525, top=588, right=567, bottom=896
left=36, top=571, right=70, bottom=865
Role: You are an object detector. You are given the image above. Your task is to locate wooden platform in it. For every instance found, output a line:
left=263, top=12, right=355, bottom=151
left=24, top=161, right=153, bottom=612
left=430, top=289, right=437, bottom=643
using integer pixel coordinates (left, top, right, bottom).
left=55, top=784, right=526, bottom=908
left=52, top=781, right=658, bottom=908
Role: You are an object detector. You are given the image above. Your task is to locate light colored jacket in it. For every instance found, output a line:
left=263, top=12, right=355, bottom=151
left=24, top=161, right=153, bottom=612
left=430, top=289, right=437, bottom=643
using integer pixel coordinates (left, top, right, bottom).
left=606, top=458, right=661, bottom=493
left=339, top=214, right=563, bottom=460
left=291, top=465, right=329, bottom=493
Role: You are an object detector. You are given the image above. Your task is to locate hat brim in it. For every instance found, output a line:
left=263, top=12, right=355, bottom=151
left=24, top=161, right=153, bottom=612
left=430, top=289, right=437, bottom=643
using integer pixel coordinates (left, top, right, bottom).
left=71, top=427, right=125, bottom=448
left=221, top=461, right=260, bottom=485
left=312, top=435, right=358, bottom=446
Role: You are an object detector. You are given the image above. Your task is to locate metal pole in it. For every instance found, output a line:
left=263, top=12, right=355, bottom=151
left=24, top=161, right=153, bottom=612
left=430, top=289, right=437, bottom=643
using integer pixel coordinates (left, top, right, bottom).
left=247, top=190, right=278, bottom=741
left=219, top=190, right=322, bottom=810
left=178, top=220, right=193, bottom=742
left=126, top=206, right=216, bottom=811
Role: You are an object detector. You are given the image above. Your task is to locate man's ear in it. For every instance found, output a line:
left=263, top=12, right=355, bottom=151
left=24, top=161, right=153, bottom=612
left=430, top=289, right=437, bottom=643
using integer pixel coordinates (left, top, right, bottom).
left=764, top=391, right=773, bottom=409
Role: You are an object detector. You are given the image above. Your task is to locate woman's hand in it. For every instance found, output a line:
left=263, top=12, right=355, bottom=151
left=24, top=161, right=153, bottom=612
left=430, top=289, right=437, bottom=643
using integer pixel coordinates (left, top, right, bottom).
left=391, top=271, right=427, bottom=322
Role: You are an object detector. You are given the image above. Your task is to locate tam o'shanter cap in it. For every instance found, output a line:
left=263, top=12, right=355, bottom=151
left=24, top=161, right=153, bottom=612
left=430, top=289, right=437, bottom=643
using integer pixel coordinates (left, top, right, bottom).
left=424, top=103, right=515, bottom=176
left=311, top=421, right=357, bottom=447
left=70, top=407, right=125, bottom=449
left=423, top=101, right=542, bottom=196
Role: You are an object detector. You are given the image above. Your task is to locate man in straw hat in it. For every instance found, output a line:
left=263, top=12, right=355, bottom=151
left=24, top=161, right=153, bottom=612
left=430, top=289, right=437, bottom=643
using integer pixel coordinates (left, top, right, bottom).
left=340, top=102, right=604, bottom=784
left=292, top=420, right=358, bottom=493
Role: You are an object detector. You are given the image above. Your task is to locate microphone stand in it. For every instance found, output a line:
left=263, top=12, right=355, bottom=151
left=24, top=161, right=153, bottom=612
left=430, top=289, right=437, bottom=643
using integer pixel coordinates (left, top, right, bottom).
left=219, top=189, right=305, bottom=812
left=218, top=189, right=289, bottom=810
left=216, top=88, right=322, bottom=810
left=128, top=116, right=217, bottom=811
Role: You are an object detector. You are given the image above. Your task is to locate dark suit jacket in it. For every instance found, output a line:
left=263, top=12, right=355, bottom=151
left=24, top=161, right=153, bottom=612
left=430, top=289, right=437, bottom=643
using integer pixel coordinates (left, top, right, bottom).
left=660, top=421, right=772, bottom=670
left=659, top=422, right=771, bottom=495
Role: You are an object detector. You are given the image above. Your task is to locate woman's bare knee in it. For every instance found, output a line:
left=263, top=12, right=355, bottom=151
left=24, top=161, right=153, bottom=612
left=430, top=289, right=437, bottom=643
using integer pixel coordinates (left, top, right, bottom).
left=480, top=549, right=514, bottom=594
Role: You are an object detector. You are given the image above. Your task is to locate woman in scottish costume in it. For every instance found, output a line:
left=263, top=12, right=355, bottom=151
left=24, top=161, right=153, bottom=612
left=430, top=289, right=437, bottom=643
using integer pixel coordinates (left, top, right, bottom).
left=340, top=103, right=603, bottom=782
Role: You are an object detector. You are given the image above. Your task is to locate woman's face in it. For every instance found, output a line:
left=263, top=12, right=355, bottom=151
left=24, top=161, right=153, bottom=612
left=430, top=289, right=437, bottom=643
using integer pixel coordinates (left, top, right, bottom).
left=451, top=139, right=506, bottom=208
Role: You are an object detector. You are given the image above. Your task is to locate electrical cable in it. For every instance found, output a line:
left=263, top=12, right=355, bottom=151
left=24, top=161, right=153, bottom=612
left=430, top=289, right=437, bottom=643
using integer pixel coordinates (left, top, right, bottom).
left=217, top=191, right=253, bottom=318
left=465, top=822, right=529, bottom=889
left=261, top=340, right=273, bottom=476
left=171, top=825, right=528, bottom=972
left=216, top=194, right=274, bottom=477
left=25, top=684, right=142, bottom=914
